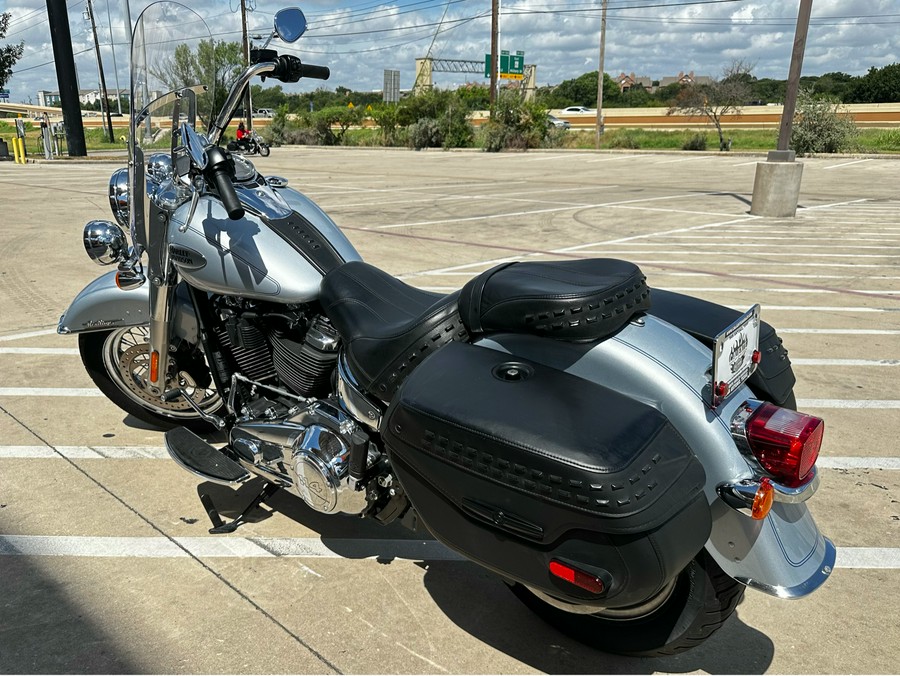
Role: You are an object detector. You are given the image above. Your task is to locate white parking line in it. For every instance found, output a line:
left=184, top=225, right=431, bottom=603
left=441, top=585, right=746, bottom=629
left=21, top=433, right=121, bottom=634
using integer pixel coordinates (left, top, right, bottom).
left=1, top=446, right=896, bottom=468
left=0, top=347, right=79, bottom=355
left=0, top=387, right=102, bottom=397
left=0, top=535, right=896, bottom=568
left=790, top=359, right=900, bottom=366
left=796, top=399, right=900, bottom=409
left=0, top=446, right=169, bottom=459
left=823, top=159, right=874, bottom=170
left=0, top=328, right=58, bottom=342
left=778, top=328, right=900, bottom=335
left=735, top=306, right=892, bottom=313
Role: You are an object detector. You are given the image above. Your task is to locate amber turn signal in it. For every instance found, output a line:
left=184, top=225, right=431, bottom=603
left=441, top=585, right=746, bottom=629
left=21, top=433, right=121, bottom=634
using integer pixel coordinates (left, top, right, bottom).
left=751, top=477, right=774, bottom=520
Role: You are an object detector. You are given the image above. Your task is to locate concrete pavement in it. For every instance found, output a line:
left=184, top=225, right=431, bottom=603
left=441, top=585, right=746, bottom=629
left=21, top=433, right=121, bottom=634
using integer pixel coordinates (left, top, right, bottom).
left=1, top=147, right=898, bottom=673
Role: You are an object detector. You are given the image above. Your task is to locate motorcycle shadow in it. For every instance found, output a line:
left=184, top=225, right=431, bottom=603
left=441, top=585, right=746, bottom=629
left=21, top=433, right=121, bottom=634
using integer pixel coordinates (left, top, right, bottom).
left=420, top=561, right=775, bottom=675
left=198, top=481, right=775, bottom=674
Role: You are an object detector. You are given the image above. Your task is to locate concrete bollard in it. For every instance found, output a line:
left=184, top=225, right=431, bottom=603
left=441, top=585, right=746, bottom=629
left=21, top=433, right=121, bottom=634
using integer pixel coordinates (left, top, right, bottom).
left=750, top=151, right=804, bottom=218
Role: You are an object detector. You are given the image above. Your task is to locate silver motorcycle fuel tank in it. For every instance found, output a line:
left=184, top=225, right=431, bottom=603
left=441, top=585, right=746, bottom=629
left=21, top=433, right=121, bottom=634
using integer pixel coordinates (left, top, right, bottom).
left=167, top=184, right=361, bottom=303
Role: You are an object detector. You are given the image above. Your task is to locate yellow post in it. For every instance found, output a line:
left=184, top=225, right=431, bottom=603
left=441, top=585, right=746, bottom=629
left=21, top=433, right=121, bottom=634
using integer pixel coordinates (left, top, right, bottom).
left=12, top=137, right=23, bottom=164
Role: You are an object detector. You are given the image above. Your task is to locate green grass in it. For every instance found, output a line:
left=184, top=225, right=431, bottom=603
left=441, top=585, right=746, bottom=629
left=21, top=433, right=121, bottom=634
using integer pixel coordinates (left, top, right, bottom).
left=6, top=118, right=900, bottom=154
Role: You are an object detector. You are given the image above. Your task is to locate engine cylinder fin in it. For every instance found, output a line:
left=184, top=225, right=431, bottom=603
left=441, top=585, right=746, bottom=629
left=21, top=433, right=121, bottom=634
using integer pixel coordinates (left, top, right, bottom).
left=215, top=323, right=277, bottom=383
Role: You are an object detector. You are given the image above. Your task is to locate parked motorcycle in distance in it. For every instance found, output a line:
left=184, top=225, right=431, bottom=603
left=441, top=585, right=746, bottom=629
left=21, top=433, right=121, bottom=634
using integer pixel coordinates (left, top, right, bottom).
left=58, top=1, right=835, bottom=658
left=227, top=128, right=270, bottom=156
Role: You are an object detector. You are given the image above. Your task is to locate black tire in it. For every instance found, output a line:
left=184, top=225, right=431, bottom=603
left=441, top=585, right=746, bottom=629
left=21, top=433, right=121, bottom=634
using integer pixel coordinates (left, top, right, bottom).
left=508, top=550, right=745, bottom=657
left=258, top=144, right=270, bottom=157
left=79, top=326, right=223, bottom=431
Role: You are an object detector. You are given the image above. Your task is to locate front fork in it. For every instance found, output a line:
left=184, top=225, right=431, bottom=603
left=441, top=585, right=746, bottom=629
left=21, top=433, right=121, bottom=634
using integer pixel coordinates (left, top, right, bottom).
left=146, top=276, right=176, bottom=396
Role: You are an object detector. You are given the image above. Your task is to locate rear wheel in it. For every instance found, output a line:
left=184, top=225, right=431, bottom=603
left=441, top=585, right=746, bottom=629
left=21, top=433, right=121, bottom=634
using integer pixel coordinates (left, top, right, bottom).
left=79, top=326, right=223, bottom=431
left=508, top=551, right=744, bottom=657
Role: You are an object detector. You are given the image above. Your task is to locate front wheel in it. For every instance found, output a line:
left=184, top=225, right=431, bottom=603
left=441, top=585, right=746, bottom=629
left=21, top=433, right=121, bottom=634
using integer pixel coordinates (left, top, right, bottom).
left=79, top=326, right=223, bottom=431
left=508, top=551, right=745, bottom=657
left=258, top=143, right=271, bottom=157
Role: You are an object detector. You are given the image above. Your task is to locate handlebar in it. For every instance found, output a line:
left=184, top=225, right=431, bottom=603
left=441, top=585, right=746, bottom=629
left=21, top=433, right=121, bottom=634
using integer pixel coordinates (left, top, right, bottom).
left=271, top=55, right=330, bottom=83
left=208, top=56, right=330, bottom=146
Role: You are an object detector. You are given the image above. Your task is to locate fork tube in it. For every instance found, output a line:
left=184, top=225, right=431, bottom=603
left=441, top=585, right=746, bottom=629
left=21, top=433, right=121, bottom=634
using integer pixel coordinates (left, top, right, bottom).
left=147, top=277, right=175, bottom=396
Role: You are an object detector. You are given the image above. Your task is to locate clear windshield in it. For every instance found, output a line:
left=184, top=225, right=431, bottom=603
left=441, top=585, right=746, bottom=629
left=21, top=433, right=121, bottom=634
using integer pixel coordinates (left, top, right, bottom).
left=130, top=2, right=214, bottom=149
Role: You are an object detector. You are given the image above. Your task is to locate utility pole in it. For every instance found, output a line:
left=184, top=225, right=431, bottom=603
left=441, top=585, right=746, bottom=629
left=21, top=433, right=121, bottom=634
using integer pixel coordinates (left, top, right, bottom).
left=775, top=0, right=813, bottom=156
left=104, top=0, right=122, bottom=115
left=489, top=0, right=498, bottom=114
left=86, top=0, right=115, bottom=142
left=241, top=0, right=253, bottom=130
left=595, top=0, right=608, bottom=149
left=45, top=0, right=87, bottom=156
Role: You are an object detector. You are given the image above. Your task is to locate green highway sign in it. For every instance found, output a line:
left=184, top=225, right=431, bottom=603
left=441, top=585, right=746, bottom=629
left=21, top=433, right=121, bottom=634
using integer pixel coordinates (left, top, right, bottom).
left=484, top=50, right=525, bottom=80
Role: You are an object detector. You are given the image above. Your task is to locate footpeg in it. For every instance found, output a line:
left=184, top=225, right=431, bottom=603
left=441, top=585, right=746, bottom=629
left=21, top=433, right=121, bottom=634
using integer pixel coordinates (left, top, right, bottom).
left=164, top=426, right=250, bottom=485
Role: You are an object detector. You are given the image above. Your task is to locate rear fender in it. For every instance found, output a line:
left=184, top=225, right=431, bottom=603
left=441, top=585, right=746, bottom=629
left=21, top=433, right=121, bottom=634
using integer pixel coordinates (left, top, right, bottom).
left=57, top=270, right=199, bottom=344
left=477, top=315, right=833, bottom=599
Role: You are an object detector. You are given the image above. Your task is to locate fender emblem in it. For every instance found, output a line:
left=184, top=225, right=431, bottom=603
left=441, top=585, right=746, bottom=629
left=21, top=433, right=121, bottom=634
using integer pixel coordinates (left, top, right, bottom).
left=84, top=318, right=122, bottom=328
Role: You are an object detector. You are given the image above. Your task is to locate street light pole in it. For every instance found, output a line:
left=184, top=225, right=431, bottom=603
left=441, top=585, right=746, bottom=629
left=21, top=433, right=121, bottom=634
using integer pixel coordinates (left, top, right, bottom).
left=774, top=0, right=813, bottom=157
left=595, top=0, right=608, bottom=149
left=241, top=0, right=253, bottom=130
left=86, top=0, right=115, bottom=143
left=489, top=0, right=498, bottom=114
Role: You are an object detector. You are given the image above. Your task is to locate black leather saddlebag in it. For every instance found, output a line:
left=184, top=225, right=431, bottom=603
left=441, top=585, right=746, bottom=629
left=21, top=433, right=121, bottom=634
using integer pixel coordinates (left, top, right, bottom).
left=382, top=341, right=711, bottom=608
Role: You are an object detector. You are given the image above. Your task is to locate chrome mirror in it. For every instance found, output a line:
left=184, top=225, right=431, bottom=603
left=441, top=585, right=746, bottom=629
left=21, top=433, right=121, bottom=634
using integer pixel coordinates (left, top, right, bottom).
left=274, top=8, right=307, bottom=43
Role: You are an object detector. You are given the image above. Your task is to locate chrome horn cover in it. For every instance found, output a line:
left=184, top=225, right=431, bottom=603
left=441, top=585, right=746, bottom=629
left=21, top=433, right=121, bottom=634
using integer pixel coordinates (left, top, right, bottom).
left=107, top=167, right=129, bottom=228
left=83, top=220, right=128, bottom=266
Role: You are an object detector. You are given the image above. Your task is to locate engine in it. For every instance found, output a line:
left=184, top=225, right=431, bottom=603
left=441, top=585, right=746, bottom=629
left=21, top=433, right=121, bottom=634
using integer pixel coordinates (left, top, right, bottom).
left=230, top=400, right=375, bottom=515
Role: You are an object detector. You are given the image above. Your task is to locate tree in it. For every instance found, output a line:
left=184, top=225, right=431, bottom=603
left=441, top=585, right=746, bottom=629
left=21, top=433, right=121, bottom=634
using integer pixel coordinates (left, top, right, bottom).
left=151, top=39, right=243, bottom=124
left=847, top=63, right=900, bottom=103
left=669, top=60, right=754, bottom=150
left=0, top=12, right=25, bottom=90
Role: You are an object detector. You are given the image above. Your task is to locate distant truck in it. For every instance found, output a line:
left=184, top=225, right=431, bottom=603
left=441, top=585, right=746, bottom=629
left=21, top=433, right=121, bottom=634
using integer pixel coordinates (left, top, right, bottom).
left=253, top=108, right=274, bottom=118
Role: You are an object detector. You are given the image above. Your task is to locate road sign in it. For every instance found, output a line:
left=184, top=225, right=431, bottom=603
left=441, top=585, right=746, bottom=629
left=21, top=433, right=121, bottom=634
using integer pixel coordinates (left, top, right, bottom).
left=0, top=89, right=10, bottom=100
left=485, top=50, right=525, bottom=80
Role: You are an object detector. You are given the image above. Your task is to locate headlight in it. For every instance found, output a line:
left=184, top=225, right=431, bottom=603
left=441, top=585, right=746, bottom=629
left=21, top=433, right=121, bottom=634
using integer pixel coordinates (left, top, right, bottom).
left=83, top=220, right=128, bottom=266
left=147, top=153, right=174, bottom=183
left=108, top=167, right=129, bottom=228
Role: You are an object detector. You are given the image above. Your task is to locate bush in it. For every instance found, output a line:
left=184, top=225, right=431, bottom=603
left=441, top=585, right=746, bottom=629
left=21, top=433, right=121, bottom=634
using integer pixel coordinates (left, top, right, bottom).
left=682, top=133, right=707, bottom=151
left=791, top=89, right=859, bottom=155
left=408, top=117, right=443, bottom=149
left=479, top=91, right=550, bottom=152
left=608, top=131, right=641, bottom=149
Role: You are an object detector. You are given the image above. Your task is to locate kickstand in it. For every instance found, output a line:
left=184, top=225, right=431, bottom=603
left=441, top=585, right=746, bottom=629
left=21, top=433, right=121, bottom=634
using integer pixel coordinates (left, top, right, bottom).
left=199, top=482, right=280, bottom=534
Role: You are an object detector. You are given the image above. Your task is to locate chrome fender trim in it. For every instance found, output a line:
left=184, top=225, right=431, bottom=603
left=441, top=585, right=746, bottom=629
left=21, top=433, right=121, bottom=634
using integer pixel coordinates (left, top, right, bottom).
left=734, top=536, right=836, bottom=599
left=57, top=270, right=198, bottom=344
left=718, top=466, right=820, bottom=514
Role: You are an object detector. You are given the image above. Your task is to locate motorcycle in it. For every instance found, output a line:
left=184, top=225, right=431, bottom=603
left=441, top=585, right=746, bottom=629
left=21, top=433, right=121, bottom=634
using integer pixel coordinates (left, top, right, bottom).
left=59, top=2, right=834, bottom=657
left=227, top=128, right=270, bottom=157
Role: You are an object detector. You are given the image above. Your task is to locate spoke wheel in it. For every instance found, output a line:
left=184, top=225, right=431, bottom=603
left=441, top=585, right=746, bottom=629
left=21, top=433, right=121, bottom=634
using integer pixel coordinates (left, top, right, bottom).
left=80, top=326, right=222, bottom=430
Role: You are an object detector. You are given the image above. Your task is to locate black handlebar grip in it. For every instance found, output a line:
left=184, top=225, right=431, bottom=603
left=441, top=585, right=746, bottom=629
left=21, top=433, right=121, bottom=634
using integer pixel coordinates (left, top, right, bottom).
left=205, top=146, right=244, bottom=220
left=212, top=165, right=244, bottom=220
left=299, top=63, right=330, bottom=81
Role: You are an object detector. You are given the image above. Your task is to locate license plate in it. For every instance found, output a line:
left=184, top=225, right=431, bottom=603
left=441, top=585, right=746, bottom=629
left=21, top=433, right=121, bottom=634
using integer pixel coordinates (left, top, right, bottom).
left=711, top=304, right=761, bottom=407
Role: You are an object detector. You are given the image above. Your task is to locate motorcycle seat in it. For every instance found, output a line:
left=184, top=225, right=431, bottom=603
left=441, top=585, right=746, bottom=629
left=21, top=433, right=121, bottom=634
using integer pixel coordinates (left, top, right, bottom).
left=320, top=261, right=468, bottom=400
left=320, top=259, right=650, bottom=401
left=459, top=258, right=650, bottom=341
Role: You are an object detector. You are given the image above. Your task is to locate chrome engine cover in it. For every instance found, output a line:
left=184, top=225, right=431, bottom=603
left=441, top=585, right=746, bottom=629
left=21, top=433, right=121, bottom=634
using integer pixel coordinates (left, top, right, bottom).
left=230, top=401, right=369, bottom=515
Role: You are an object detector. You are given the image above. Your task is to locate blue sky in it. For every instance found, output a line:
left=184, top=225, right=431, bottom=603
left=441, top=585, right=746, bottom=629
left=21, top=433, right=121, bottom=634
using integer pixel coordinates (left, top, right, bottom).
left=2, top=0, right=899, bottom=103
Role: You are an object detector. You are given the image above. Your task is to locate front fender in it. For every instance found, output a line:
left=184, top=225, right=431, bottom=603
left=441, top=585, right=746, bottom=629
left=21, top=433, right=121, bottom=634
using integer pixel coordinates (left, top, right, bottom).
left=57, top=271, right=198, bottom=344
left=477, top=317, right=834, bottom=600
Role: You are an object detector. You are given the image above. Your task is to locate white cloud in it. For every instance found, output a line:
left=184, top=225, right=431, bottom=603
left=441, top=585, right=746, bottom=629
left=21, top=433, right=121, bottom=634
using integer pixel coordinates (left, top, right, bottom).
left=2, top=0, right=900, bottom=103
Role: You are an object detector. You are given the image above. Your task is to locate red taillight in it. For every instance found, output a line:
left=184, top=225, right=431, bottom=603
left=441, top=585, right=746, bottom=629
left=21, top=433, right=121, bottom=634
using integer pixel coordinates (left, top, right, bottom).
left=746, top=403, right=824, bottom=487
left=549, top=560, right=606, bottom=594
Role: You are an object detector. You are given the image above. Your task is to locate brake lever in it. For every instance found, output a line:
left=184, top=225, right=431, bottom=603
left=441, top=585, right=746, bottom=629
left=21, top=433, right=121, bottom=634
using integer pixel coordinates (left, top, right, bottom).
left=178, top=176, right=204, bottom=233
